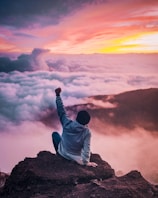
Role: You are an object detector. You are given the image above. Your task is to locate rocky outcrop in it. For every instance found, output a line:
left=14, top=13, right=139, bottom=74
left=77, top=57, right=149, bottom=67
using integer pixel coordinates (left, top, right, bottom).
left=1, top=151, right=158, bottom=198
left=0, top=172, right=9, bottom=189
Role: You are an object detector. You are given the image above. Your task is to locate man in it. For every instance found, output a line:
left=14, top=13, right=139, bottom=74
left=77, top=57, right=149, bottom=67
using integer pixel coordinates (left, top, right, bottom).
left=52, top=88, right=97, bottom=167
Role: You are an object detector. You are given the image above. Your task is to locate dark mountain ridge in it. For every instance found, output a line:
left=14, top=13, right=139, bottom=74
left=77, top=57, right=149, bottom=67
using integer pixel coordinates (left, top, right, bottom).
left=89, top=88, right=158, bottom=131
left=64, top=88, right=158, bottom=133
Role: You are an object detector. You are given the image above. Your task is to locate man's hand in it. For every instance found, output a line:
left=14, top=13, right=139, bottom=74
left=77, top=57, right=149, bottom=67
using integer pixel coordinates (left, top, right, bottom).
left=55, top=87, right=61, bottom=96
left=86, top=162, right=98, bottom=167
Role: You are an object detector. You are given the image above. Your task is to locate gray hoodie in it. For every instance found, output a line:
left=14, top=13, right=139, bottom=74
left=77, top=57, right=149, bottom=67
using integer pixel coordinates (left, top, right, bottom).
left=56, top=96, right=91, bottom=165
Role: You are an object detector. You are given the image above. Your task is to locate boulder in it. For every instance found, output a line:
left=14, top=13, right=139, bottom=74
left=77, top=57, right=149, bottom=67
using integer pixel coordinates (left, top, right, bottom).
left=1, top=151, right=158, bottom=198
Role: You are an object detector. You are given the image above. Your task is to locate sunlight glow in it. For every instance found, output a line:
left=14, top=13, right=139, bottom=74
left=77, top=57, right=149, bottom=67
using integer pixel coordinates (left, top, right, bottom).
left=99, top=32, right=158, bottom=53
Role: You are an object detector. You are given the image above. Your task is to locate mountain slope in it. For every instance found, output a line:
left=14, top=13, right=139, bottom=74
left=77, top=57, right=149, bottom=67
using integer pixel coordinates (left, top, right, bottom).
left=89, top=88, right=158, bottom=131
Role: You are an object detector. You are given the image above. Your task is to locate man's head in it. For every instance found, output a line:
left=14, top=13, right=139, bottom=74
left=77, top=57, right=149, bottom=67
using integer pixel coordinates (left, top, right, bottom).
left=76, top=110, right=91, bottom=125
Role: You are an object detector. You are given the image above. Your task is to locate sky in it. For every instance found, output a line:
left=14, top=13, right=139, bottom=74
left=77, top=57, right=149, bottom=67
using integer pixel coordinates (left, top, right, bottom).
left=0, top=0, right=158, bottom=184
left=0, top=0, right=158, bottom=54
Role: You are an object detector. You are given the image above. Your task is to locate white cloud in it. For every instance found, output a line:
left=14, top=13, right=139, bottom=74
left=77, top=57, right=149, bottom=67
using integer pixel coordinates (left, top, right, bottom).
left=85, top=98, right=117, bottom=109
left=0, top=53, right=158, bottom=131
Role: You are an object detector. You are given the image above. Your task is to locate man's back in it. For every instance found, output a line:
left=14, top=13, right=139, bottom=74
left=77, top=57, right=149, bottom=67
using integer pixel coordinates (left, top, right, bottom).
left=60, top=120, right=90, bottom=156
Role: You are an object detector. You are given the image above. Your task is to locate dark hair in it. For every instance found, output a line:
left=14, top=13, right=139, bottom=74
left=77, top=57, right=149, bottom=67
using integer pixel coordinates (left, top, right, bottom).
left=76, top=110, right=91, bottom=125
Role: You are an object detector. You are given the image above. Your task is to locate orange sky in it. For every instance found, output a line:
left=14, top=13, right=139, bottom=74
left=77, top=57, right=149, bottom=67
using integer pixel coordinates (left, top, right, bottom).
left=0, top=0, right=158, bottom=54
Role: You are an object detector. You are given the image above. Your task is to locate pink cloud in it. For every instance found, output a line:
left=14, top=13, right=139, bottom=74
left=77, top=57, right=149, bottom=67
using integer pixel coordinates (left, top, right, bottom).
left=1, top=0, right=158, bottom=54
left=43, top=1, right=158, bottom=53
left=91, top=127, right=158, bottom=184
left=0, top=37, right=17, bottom=52
left=85, top=98, right=117, bottom=109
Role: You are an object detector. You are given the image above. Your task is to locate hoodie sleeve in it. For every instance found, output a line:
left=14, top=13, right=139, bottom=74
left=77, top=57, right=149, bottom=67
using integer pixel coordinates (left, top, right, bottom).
left=82, top=130, right=91, bottom=165
left=56, top=96, right=71, bottom=127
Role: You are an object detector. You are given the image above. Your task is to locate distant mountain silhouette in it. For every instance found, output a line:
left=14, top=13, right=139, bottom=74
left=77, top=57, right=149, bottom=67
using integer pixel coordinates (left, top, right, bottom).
left=1, top=151, right=158, bottom=198
left=41, top=88, right=158, bottom=133
left=87, top=88, right=158, bottom=132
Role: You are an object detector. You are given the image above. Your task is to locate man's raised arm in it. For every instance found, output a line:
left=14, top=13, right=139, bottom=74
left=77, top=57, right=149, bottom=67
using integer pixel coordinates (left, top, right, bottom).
left=55, top=88, right=71, bottom=126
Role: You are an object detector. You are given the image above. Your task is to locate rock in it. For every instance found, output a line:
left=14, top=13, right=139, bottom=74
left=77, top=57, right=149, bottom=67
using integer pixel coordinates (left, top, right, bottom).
left=0, top=172, right=9, bottom=189
left=1, top=151, right=158, bottom=198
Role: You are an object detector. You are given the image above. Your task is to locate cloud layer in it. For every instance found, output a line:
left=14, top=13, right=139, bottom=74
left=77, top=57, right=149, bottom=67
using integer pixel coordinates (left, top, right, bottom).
left=0, top=53, right=158, bottom=184
left=0, top=52, right=158, bottom=131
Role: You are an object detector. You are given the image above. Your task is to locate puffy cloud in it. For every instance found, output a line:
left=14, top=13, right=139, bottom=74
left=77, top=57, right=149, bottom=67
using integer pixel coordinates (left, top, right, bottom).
left=0, top=48, right=50, bottom=72
left=85, top=98, right=117, bottom=109
left=0, top=53, right=158, bottom=131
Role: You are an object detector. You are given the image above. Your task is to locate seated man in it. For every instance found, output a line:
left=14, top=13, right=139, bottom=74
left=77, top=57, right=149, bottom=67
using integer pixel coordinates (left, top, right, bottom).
left=52, top=88, right=97, bottom=167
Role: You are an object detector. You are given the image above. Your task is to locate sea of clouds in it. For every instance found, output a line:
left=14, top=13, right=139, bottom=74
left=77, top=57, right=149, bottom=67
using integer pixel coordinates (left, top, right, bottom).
left=0, top=50, right=158, bottom=183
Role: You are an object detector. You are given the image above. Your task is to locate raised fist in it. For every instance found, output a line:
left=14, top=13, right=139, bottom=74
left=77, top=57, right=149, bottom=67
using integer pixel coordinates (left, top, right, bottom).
left=55, top=87, right=61, bottom=96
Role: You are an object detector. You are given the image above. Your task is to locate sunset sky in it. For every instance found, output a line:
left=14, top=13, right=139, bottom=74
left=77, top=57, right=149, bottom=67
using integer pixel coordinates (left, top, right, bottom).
left=0, top=0, right=158, bottom=54
left=0, top=0, right=158, bottom=182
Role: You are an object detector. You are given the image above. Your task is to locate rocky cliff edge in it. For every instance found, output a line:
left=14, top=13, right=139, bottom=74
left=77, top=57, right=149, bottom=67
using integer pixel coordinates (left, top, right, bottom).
left=1, top=151, right=158, bottom=198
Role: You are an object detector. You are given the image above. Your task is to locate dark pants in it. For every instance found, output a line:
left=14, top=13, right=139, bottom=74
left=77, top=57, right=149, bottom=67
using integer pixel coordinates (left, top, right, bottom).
left=52, top=132, right=61, bottom=153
